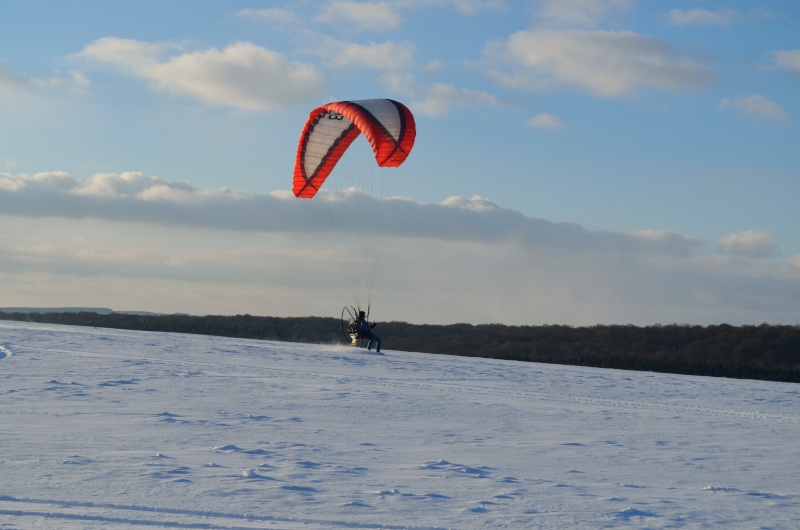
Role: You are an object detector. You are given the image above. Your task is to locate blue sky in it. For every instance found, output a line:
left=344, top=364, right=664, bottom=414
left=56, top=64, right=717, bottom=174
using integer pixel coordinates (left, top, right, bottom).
left=1, top=0, right=799, bottom=326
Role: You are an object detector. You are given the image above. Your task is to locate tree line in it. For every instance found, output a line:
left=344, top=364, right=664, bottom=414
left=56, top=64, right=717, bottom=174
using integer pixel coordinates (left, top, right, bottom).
left=3, top=311, right=799, bottom=383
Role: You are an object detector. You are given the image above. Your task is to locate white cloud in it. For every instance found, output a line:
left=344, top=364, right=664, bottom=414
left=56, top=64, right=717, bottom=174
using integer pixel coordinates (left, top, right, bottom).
left=537, top=0, right=634, bottom=28
left=2, top=157, right=21, bottom=169
left=527, top=113, right=565, bottom=129
left=486, top=29, right=714, bottom=97
left=718, top=95, right=788, bottom=123
left=317, top=1, right=402, bottom=30
left=422, top=59, right=444, bottom=74
left=397, top=0, right=506, bottom=15
left=324, top=39, right=415, bottom=71
left=772, top=50, right=800, bottom=72
left=407, top=82, right=499, bottom=117
left=236, top=8, right=300, bottom=26
left=380, top=73, right=498, bottom=117
left=448, top=0, right=506, bottom=15
left=0, top=172, right=271, bottom=230
left=380, top=72, right=416, bottom=96
left=629, top=230, right=702, bottom=257
left=0, top=66, right=89, bottom=94
left=665, top=9, right=736, bottom=27
left=0, top=68, right=26, bottom=90
left=717, top=230, right=777, bottom=258
left=439, top=194, right=497, bottom=212
left=77, top=37, right=174, bottom=69
left=76, top=37, right=324, bottom=110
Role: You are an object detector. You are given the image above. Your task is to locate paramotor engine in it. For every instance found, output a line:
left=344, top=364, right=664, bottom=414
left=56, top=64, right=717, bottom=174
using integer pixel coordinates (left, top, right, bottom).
left=341, top=305, right=363, bottom=346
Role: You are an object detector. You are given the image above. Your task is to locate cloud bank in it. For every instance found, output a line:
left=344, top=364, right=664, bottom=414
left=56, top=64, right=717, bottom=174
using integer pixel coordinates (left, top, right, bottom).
left=2, top=171, right=799, bottom=326
left=0, top=171, right=700, bottom=257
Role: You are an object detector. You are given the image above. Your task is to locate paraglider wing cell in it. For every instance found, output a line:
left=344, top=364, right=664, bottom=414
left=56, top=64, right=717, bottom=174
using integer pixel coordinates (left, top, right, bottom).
left=293, top=99, right=416, bottom=198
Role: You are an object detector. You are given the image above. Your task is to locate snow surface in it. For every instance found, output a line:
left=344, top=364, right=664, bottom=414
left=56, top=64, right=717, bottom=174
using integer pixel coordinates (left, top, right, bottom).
left=1, top=320, right=799, bottom=529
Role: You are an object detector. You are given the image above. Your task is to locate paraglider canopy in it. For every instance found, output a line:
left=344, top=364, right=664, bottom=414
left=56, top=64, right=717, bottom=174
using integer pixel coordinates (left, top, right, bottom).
left=292, top=98, right=416, bottom=330
left=293, top=99, right=416, bottom=198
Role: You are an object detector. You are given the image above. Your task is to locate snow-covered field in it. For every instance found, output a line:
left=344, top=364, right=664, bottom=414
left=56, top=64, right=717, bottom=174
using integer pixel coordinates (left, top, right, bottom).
left=1, top=320, right=799, bottom=529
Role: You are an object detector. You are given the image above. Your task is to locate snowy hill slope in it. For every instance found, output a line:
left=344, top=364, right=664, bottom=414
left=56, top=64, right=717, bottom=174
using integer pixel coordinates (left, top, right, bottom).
left=1, top=320, right=798, bottom=529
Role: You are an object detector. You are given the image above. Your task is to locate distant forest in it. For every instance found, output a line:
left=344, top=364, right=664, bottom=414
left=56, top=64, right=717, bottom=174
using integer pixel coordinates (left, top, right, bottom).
left=3, top=311, right=800, bottom=384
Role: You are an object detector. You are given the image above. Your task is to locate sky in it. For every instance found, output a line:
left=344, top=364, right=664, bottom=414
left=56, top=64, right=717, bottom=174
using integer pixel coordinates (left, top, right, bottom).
left=1, top=0, right=799, bottom=326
